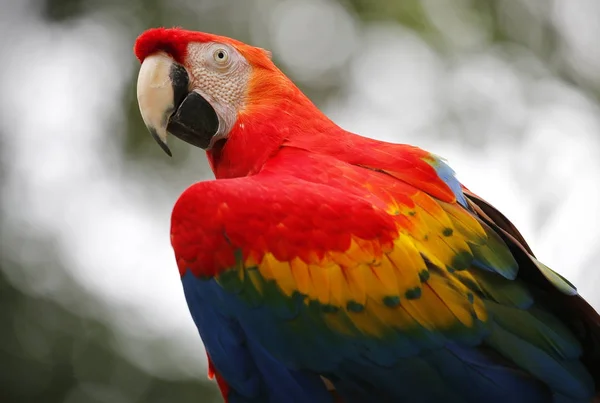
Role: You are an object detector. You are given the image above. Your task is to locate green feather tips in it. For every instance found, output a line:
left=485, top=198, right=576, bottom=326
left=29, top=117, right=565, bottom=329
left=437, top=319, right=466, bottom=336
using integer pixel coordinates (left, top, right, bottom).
left=486, top=321, right=593, bottom=399
left=418, top=270, right=430, bottom=283
left=471, top=220, right=519, bottom=280
left=474, top=268, right=534, bottom=309
left=487, top=301, right=582, bottom=359
left=383, top=295, right=401, bottom=307
left=404, top=287, right=422, bottom=300
left=533, top=259, right=578, bottom=296
left=321, top=303, right=340, bottom=314
left=347, top=300, right=366, bottom=313
left=451, top=251, right=473, bottom=271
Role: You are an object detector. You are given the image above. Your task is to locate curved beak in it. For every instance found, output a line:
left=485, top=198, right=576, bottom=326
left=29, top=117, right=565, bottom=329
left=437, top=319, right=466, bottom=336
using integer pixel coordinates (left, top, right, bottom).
left=136, top=52, right=219, bottom=156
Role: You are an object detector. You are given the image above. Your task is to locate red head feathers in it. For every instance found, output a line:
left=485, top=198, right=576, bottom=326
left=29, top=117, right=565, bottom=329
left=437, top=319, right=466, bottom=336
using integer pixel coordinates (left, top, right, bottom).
left=134, top=27, right=272, bottom=69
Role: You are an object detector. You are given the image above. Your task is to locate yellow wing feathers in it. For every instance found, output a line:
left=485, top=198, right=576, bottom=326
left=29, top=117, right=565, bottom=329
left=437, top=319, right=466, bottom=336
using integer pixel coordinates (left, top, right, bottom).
left=214, top=187, right=512, bottom=341
left=243, top=193, right=498, bottom=338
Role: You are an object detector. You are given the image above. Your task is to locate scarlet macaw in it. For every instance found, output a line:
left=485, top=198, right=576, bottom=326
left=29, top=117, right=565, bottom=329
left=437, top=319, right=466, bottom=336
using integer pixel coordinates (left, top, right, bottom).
left=134, top=27, right=600, bottom=403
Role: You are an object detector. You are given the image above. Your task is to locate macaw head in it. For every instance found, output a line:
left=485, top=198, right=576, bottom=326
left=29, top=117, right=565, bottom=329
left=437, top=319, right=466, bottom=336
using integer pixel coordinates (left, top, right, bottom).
left=134, top=27, right=306, bottom=159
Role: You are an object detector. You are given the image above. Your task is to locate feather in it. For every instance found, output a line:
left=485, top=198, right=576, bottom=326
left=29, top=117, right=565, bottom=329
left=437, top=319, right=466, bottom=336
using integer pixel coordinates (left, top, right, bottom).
left=170, top=148, right=599, bottom=402
left=137, top=28, right=600, bottom=402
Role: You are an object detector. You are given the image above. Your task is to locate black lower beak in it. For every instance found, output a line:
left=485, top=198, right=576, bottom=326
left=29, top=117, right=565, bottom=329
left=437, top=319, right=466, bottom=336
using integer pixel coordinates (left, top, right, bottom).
left=166, top=64, right=219, bottom=151
left=149, top=127, right=173, bottom=156
left=167, top=92, right=219, bottom=150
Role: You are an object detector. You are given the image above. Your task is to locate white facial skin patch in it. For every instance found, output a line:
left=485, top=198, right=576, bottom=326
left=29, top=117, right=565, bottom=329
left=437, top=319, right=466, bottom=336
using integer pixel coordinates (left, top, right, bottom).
left=185, top=42, right=252, bottom=139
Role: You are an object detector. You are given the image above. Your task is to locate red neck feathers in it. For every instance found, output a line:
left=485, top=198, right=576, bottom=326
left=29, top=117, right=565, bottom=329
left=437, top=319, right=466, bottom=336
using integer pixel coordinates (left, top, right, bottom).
left=206, top=69, right=346, bottom=179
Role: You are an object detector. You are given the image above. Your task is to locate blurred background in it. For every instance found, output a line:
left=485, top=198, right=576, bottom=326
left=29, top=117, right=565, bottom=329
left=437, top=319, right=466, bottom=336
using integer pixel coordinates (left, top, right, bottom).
left=1, top=0, right=599, bottom=402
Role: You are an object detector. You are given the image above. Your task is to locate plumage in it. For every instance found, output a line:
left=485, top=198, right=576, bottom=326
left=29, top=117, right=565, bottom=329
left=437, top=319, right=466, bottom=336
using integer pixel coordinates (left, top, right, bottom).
left=134, top=27, right=600, bottom=402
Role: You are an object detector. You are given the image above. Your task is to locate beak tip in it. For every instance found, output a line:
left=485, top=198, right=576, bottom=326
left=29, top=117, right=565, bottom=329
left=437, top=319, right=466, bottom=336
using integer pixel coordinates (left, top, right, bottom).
left=148, top=126, right=172, bottom=157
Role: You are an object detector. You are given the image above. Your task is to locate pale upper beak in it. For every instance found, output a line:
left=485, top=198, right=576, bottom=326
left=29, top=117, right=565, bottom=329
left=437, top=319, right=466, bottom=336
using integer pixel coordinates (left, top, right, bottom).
left=136, top=52, right=219, bottom=156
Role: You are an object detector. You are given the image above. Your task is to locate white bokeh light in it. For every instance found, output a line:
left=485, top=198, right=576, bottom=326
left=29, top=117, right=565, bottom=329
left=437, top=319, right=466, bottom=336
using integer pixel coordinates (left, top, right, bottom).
left=552, top=0, right=600, bottom=86
left=269, top=0, right=358, bottom=82
left=0, top=16, right=204, bottom=377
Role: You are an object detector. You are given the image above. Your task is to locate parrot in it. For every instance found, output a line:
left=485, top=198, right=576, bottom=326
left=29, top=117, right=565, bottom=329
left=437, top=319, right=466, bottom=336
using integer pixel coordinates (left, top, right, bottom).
left=134, top=27, right=600, bottom=403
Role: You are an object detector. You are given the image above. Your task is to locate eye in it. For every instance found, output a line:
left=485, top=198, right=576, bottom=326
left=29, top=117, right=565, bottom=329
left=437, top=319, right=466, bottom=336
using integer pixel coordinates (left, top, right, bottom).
left=212, top=48, right=230, bottom=66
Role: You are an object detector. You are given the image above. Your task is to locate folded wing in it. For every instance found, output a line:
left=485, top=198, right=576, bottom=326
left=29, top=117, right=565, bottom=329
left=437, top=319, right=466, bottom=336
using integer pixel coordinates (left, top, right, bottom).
left=173, top=148, right=596, bottom=403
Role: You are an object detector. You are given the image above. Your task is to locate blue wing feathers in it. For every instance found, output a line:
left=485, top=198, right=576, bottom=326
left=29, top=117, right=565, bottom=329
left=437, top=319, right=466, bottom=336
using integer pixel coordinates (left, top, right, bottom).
left=181, top=268, right=593, bottom=403
left=182, top=271, right=263, bottom=402
left=333, top=344, right=550, bottom=403
left=427, top=155, right=468, bottom=208
left=182, top=270, right=334, bottom=403
left=429, top=343, right=550, bottom=403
